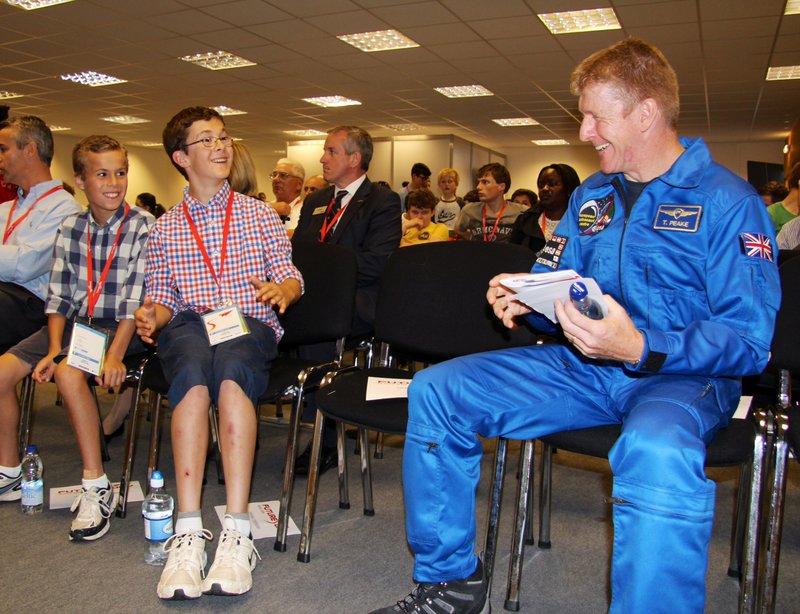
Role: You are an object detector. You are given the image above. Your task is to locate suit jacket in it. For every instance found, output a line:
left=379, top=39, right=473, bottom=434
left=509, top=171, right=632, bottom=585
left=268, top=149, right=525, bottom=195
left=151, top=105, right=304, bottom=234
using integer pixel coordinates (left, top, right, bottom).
left=293, top=176, right=401, bottom=335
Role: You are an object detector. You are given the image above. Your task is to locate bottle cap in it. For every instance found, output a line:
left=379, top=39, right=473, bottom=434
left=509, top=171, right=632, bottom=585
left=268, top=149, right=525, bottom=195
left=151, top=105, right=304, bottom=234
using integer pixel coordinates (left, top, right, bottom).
left=569, top=281, right=588, bottom=301
left=25, top=444, right=37, bottom=454
left=150, top=470, right=164, bottom=489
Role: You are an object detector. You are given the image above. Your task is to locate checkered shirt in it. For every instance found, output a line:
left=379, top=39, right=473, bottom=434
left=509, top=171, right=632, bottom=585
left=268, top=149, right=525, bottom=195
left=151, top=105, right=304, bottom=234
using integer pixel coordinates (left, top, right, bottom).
left=46, top=204, right=153, bottom=321
left=145, top=182, right=303, bottom=341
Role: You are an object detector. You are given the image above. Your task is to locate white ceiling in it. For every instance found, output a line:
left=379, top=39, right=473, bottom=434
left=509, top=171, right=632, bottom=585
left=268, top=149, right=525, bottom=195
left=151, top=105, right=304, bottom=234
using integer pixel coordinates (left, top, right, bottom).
left=1, top=0, right=798, bottom=159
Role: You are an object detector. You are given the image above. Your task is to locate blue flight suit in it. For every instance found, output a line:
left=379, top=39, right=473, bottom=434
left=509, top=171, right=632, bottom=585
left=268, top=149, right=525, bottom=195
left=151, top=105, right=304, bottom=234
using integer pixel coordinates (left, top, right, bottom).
left=403, top=138, right=780, bottom=613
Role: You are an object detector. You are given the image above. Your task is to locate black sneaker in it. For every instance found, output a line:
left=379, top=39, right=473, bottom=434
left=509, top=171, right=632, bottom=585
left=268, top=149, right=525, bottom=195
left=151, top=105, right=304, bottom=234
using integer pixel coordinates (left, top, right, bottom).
left=369, top=560, right=490, bottom=613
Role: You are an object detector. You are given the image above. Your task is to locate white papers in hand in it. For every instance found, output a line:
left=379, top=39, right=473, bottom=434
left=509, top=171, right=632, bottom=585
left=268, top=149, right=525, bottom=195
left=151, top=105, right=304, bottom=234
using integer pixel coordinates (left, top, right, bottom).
left=501, top=269, right=608, bottom=323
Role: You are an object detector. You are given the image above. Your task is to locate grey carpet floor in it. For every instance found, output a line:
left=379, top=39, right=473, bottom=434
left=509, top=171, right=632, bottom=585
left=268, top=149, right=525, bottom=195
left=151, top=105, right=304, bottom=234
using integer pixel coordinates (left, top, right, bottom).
left=2, top=383, right=799, bottom=613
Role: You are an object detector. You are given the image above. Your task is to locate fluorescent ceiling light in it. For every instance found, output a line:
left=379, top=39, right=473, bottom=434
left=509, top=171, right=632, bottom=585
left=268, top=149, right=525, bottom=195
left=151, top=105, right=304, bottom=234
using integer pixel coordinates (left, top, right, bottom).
left=785, top=0, right=800, bottom=15
left=213, top=105, right=247, bottom=116
left=61, top=71, right=126, bottom=87
left=492, top=117, right=539, bottom=127
left=284, top=129, right=327, bottom=137
left=49, top=125, right=71, bottom=132
left=180, top=51, right=256, bottom=71
left=532, top=139, right=569, bottom=146
left=127, top=141, right=162, bottom=148
left=337, top=29, right=419, bottom=52
left=766, top=65, right=800, bottom=80
left=101, top=115, right=150, bottom=125
left=4, top=0, right=74, bottom=9
left=303, top=95, right=362, bottom=108
left=0, top=91, right=23, bottom=100
left=538, top=8, right=621, bottom=34
left=434, top=85, right=493, bottom=98
left=386, top=123, right=421, bottom=132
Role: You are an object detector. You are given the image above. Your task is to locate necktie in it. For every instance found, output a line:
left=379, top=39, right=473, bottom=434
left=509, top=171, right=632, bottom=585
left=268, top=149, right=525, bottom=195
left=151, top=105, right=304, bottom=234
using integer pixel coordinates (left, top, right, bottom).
left=323, top=190, right=348, bottom=242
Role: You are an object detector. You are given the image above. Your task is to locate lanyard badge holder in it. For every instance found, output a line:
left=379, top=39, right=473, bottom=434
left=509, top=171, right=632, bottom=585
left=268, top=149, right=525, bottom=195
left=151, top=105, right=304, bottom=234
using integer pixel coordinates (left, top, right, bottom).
left=183, top=192, right=251, bottom=346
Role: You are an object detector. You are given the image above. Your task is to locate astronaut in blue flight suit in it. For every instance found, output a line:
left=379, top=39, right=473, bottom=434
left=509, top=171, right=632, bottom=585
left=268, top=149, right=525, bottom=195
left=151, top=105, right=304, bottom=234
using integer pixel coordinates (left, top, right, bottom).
left=370, top=39, right=780, bottom=614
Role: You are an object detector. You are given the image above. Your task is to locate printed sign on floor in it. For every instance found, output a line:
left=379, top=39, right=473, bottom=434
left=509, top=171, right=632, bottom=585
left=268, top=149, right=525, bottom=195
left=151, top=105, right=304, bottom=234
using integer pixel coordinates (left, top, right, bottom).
left=49, top=481, right=144, bottom=510
left=214, top=500, right=300, bottom=540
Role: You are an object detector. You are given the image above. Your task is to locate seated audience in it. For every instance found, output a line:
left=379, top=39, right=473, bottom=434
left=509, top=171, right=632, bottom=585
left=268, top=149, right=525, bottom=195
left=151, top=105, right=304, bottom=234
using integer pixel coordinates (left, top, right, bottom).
left=767, top=161, right=799, bottom=234
left=509, top=188, right=537, bottom=209
left=136, top=192, right=166, bottom=218
left=270, top=158, right=305, bottom=231
left=454, top=163, right=522, bottom=242
left=302, top=174, right=328, bottom=199
left=134, top=106, right=303, bottom=600
left=30, top=135, right=151, bottom=540
left=758, top=180, right=789, bottom=206
left=401, top=188, right=450, bottom=247
left=433, top=167, right=463, bottom=230
left=397, top=162, right=431, bottom=212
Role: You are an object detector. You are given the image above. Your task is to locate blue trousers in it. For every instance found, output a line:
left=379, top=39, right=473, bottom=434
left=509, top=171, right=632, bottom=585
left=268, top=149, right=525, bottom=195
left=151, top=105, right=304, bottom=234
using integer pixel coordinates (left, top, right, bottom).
left=403, top=343, right=740, bottom=613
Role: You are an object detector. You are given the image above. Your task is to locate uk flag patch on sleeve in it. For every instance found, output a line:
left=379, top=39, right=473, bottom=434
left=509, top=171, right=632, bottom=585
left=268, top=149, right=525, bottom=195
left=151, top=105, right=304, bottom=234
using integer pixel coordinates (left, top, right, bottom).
left=739, top=232, right=774, bottom=262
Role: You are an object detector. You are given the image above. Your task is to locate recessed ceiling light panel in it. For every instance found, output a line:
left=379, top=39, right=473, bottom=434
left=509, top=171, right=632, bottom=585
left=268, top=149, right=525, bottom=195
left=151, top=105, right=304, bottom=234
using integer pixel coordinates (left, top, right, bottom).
left=101, top=115, right=150, bottom=125
left=5, top=0, right=74, bottom=9
left=284, top=129, right=327, bottom=137
left=785, top=0, right=800, bottom=15
left=127, top=140, right=162, bottom=148
left=492, top=117, right=539, bottom=127
left=49, top=125, right=71, bottom=132
left=434, top=85, right=493, bottom=98
left=532, top=139, right=569, bottom=146
left=212, top=105, right=247, bottom=116
left=386, top=124, right=421, bottom=132
left=538, top=8, right=621, bottom=34
left=766, top=65, right=800, bottom=81
left=61, top=71, right=126, bottom=87
left=0, top=91, right=23, bottom=100
left=180, top=51, right=256, bottom=70
left=303, top=96, right=362, bottom=108
left=337, top=29, right=419, bottom=52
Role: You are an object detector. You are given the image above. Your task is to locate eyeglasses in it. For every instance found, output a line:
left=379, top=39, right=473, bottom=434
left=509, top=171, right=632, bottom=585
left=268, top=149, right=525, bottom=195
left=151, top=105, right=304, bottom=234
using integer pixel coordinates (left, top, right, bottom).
left=186, top=135, right=233, bottom=149
left=270, top=171, right=300, bottom=181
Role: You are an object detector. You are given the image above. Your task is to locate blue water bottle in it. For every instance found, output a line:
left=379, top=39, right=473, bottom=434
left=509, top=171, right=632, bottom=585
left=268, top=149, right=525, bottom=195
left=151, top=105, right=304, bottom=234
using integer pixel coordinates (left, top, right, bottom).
left=142, top=470, right=174, bottom=565
left=569, top=281, right=603, bottom=320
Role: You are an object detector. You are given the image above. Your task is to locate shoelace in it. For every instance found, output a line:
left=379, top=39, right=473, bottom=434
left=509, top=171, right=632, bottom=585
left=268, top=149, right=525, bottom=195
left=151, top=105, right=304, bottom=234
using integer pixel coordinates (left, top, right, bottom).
left=163, top=529, right=213, bottom=574
left=70, top=487, right=113, bottom=520
left=215, top=529, right=262, bottom=565
left=394, top=583, right=443, bottom=613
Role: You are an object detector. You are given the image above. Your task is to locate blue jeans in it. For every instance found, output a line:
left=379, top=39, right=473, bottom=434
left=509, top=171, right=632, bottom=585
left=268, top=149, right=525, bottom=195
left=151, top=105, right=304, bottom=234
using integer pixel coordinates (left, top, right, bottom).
left=403, top=343, right=740, bottom=613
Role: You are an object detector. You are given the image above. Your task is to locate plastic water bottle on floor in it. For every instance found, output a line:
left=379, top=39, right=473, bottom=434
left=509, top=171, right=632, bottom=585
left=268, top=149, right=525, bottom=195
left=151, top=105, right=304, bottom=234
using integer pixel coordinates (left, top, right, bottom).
left=569, top=281, right=603, bottom=320
left=142, top=470, right=174, bottom=565
left=21, top=445, right=44, bottom=515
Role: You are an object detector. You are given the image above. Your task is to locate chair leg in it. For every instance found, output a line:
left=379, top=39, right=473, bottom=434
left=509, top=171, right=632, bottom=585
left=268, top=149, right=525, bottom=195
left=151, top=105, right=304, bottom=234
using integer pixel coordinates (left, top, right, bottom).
left=208, top=404, right=224, bottom=484
left=17, top=376, right=35, bottom=459
left=525, top=441, right=536, bottom=546
left=728, top=460, right=751, bottom=578
left=538, top=442, right=553, bottom=549
left=373, top=431, right=385, bottom=459
left=756, top=408, right=790, bottom=613
left=505, top=439, right=535, bottom=612
left=275, top=385, right=303, bottom=552
left=482, top=437, right=508, bottom=595
left=147, top=393, right=165, bottom=485
left=738, top=409, right=770, bottom=614
left=116, top=377, right=145, bottom=517
left=92, top=387, right=110, bottom=463
left=337, top=421, right=350, bottom=510
left=298, top=409, right=325, bottom=563
left=358, top=427, right=374, bottom=516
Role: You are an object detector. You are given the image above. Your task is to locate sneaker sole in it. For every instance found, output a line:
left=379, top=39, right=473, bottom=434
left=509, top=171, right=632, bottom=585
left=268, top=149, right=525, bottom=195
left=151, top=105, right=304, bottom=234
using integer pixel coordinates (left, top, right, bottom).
left=202, top=581, right=252, bottom=596
left=0, top=488, right=21, bottom=502
left=158, top=587, right=202, bottom=601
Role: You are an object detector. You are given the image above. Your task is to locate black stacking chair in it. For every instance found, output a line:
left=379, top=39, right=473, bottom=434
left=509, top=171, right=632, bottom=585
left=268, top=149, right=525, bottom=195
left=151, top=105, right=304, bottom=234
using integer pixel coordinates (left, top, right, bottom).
left=744, top=256, right=800, bottom=612
left=295, top=241, right=540, bottom=562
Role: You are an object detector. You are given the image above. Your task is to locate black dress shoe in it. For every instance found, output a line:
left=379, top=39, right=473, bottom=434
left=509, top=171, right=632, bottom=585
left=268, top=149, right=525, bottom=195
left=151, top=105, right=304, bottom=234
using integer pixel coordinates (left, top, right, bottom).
left=103, top=424, right=125, bottom=444
left=294, top=442, right=338, bottom=476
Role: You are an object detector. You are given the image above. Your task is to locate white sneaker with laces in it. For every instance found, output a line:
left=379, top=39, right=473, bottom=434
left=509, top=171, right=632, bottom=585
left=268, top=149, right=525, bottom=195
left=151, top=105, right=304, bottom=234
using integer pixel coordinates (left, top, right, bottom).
left=157, top=529, right=213, bottom=600
left=0, top=470, right=22, bottom=502
left=202, top=527, right=261, bottom=596
left=69, top=484, right=117, bottom=541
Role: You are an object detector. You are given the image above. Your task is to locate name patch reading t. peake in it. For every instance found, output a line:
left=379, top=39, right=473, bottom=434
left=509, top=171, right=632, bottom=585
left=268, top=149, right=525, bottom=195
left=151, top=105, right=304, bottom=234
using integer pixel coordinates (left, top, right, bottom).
left=578, top=194, right=615, bottom=235
left=653, top=204, right=702, bottom=232
left=535, top=234, right=568, bottom=270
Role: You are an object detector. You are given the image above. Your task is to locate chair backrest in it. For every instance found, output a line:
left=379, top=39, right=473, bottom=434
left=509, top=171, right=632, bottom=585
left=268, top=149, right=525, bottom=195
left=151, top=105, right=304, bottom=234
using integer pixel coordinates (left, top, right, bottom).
left=772, top=255, right=800, bottom=374
left=374, top=241, right=540, bottom=362
left=279, top=241, right=358, bottom=347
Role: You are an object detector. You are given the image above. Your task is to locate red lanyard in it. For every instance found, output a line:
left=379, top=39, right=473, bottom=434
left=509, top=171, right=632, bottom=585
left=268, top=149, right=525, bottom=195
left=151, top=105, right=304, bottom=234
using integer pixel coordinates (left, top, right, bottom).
left=182, top=190, right=234, bottom=288
left=540, top=211, right=547, bottom=235
left=482, top=201, right=507, bottom=242
left=319, top=193, right=347, bottom=242
left=2, top=185, right=63, bottom=244
left=86, top=203, right=129, bottom=318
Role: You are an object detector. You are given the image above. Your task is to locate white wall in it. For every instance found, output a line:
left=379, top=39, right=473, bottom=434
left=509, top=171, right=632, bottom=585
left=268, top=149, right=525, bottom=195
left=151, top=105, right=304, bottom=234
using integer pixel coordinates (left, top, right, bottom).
left=52, top=134, right=187, bottom=209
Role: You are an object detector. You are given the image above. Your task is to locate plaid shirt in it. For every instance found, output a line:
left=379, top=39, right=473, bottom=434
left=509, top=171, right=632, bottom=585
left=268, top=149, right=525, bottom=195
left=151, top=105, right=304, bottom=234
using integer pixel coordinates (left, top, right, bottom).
left=145, top=182, right=303, bottom=340
left=46, top=204, right=152, bottom=321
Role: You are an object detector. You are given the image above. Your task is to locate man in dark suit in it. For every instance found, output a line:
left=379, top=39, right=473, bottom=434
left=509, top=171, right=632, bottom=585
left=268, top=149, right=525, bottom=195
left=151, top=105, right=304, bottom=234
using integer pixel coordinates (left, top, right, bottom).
left=292, top=125, right=401, bottom=471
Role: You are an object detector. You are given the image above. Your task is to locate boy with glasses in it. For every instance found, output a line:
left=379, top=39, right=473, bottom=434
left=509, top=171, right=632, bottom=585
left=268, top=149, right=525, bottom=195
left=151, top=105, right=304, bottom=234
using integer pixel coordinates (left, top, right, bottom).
left=135, top=106, right=303, bottom=600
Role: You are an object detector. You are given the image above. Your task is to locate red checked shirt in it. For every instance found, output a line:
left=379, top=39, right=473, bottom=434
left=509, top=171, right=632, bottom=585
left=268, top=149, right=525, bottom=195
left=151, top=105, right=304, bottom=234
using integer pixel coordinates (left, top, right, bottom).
left=145, top=182, right=303, bottom=341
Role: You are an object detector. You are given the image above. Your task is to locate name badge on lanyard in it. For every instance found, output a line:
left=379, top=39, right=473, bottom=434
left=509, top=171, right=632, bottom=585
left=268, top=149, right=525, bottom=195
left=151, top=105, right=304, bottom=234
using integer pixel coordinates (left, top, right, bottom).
left=202, top=304, right=250, bottom=346
left=66, top=321, right=108, bottom=376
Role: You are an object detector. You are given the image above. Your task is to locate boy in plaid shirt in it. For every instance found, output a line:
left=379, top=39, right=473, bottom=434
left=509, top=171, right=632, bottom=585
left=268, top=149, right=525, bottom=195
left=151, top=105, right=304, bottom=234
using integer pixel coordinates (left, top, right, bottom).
left=29, top=135, right=150, bottom=539
left=135, top=107, right=303, bottom=601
